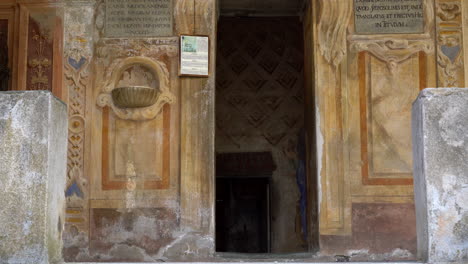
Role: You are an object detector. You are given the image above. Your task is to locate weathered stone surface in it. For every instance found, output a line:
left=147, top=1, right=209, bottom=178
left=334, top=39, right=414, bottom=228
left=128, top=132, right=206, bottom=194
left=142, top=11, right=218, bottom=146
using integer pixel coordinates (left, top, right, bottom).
left=0, top=91, right=67, bottom=264
left=412, top=88, right=468, bottom=263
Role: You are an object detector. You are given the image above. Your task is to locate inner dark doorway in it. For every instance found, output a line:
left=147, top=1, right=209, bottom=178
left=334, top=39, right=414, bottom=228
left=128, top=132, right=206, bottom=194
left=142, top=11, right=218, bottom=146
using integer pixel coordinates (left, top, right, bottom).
left=215, top=16, right=318, bottom=254
left=216, top=176, right=270, bottom=253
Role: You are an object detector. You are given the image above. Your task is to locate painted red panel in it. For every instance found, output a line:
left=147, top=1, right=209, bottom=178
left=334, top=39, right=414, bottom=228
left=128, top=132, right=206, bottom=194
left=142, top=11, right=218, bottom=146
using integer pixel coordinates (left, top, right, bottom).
left=320, top=203, right=416, bottom=261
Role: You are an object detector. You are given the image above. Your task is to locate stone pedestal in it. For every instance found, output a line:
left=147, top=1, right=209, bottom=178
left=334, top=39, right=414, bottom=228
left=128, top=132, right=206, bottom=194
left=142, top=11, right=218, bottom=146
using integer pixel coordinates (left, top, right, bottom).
left=412, top=88, right=468, bottom=263
left=0, top=91, right=68, bottom=264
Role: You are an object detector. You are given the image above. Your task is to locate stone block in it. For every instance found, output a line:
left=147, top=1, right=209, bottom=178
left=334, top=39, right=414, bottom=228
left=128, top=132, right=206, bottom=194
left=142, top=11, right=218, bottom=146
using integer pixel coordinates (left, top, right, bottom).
left=0, top=91, right=68, bottom=264
left=412, top=88, right=468, bottom=263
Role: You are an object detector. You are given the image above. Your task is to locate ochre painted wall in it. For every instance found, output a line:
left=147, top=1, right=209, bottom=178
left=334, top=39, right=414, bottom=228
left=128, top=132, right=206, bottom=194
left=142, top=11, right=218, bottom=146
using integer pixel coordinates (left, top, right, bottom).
left=307, top=0, right=467, bottom=259
left=1, top=0, right=216, bottom=262
left=1, top=0, right=467, bottom=261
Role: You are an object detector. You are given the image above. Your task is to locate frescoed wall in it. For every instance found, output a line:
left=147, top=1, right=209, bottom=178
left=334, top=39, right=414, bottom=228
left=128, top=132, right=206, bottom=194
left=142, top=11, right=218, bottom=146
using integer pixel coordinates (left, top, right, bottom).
left=305, top=0, right=466, bottom=259
left=0, top=0, right=467, bottom=262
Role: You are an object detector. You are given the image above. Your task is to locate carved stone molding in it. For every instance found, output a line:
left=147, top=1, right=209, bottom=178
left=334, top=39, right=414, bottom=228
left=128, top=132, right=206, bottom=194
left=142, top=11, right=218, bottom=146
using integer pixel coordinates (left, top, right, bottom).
left=350, top=39, right=434, bottom=72
left=317, top=0, right=352, bottom=67
left=348, top=0, right=435, bottom=73
left=436, top=1, right=464, bottom=87
left=437, top=1, right=461, bottom=21
left=96, top=56, right=176, bottom=120
left=95, top=38, right=178, bottom=61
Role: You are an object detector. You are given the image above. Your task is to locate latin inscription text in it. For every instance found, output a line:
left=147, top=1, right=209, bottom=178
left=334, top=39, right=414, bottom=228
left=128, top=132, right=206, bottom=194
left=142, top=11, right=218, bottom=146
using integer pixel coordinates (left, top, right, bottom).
left=105, top=0, right=173, bottom=37
left=354, top=0, right=424, bottom=34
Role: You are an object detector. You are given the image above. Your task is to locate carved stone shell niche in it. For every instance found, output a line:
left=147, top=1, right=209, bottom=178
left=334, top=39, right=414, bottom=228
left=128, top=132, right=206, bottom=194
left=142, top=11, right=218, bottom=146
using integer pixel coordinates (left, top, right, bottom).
left=97, top=56, right=175, bottom=120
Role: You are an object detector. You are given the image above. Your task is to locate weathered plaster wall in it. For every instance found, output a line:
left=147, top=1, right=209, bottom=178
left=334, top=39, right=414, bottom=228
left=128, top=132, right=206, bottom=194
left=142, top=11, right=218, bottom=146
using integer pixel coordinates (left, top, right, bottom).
left=60, top=0, right=218, bottom=261
left=0, top=0, right=466, bottom=262
left=305, top=0, right=443, bottom=259
left=320, top=203, right=416, bottom=257
left=216, top=17, right=307, bottom=253
left=0, top=91, right=67, bottom=264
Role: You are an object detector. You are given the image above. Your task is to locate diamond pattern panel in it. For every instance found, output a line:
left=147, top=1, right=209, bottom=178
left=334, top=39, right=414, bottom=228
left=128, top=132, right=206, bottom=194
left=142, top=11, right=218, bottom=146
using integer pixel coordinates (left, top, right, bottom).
left=216, top=17, right=304, bottom=148
left=215, top=17, right=306, bottom=252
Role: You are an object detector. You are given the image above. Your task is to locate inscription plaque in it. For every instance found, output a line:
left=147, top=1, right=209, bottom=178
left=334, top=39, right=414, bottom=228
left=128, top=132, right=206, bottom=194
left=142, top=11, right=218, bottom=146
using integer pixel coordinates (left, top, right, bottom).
left=354, top=0, right=424, bottom=34
left=105, top=0, right=173, bottom=37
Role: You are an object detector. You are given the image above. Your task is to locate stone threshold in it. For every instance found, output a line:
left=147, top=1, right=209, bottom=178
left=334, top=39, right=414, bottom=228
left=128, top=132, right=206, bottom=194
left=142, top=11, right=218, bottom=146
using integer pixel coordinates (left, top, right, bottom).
left=64, top=261, right=428, bottom=264
left=63, top=261, right=467, bottom=264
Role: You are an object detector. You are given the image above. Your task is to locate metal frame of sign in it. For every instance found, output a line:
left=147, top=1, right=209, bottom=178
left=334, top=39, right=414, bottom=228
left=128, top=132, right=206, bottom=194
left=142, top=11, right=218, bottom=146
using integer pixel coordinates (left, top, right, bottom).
left=179, top=35, right=210, bottom=77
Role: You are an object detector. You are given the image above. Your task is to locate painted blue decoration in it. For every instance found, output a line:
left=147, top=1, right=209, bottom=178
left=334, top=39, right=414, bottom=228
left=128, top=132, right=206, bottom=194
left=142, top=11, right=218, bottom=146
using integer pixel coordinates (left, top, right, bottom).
left=65, top=181, right=84, bottom=198
left=441, top=45, right=461, bottom=64
left=68, top=57, right=87, bottom=70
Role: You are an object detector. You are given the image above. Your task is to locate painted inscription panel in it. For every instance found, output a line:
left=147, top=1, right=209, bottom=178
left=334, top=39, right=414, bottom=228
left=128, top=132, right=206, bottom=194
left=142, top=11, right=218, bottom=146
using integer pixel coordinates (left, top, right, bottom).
left=354, top=0, right=424, bottom=34
left=105, top=0, right=173, bottom=37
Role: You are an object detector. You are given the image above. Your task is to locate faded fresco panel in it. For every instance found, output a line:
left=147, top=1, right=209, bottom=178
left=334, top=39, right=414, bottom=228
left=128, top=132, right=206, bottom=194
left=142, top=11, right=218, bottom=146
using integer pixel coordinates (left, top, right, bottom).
left=368, top=55, right=419, bottom=177
left=113, top=115, right=164, bottom=181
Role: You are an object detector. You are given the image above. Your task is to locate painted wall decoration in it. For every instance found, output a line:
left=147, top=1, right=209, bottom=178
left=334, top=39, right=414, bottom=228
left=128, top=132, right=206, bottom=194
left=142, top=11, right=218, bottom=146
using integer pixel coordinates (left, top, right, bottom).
left=62, top=0, right=218, bottom=261
left=62, top=4, right=94, bottom=261
left=27, top=15, right=54, bottom=91
left=313, top=0, right=436, bottom=258
left=436, top=0, right=465, bottom=87
left=2, top=0, right=465, bottom=261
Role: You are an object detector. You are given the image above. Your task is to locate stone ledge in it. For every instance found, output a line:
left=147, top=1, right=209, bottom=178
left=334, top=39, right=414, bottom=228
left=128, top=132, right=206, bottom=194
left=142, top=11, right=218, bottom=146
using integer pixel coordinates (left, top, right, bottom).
left=0, top=91, right=68, bottom=264
left=66, top=262, right=423, bottom=264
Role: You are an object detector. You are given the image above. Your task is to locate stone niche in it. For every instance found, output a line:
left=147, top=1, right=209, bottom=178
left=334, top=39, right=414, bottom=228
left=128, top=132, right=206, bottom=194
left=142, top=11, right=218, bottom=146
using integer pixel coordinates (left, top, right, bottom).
left=97, top=56, right=175, bottom=120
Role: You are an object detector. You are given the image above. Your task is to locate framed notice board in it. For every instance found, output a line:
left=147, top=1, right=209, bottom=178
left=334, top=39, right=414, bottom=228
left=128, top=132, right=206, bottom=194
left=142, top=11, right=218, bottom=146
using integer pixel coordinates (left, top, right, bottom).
left=179, top=35, right=210, bottom=77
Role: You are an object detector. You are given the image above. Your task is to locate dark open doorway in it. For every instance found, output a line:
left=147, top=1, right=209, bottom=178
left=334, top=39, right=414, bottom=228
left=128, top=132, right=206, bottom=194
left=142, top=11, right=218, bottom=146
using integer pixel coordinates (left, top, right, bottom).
left=215, top=15, right=318, bottom=254
left=216, top=152, right=275, bottom=253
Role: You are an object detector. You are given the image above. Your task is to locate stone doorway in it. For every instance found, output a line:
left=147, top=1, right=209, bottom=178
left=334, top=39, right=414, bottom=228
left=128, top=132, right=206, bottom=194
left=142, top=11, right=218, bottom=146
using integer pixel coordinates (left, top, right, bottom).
left=214, top=14, right=319, bottom=254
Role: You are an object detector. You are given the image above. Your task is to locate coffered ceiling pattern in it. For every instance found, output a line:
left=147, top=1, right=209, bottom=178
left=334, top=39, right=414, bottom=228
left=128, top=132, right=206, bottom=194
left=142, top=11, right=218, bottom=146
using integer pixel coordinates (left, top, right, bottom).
left=219, top=0, right=304, bottom=16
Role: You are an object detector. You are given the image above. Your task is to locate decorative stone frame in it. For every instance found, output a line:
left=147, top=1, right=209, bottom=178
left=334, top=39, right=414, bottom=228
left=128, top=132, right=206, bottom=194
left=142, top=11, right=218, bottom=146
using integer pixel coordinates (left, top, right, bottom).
left=349, top=1, right=435, bottom=70
left=349, top=1, right=435, bottom=72
left=97, top=56, right=176, bottom=120
left=316, top=0, right=436, bottom=237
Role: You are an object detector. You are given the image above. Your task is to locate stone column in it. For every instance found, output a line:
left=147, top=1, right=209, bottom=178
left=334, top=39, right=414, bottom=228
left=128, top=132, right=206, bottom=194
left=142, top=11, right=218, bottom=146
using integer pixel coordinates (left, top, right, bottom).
left=0, top=91, right=68, bottom=264
left=412, top=88, right=468, bottom=263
